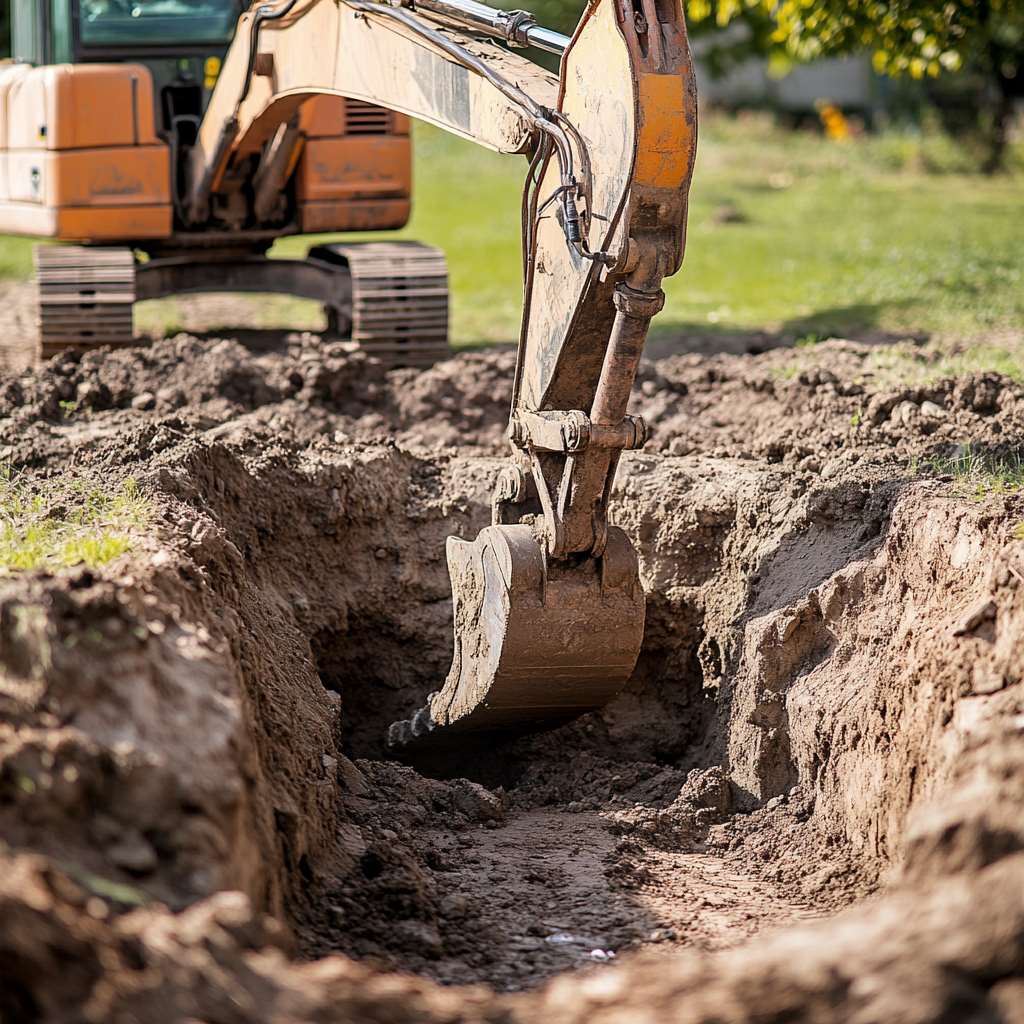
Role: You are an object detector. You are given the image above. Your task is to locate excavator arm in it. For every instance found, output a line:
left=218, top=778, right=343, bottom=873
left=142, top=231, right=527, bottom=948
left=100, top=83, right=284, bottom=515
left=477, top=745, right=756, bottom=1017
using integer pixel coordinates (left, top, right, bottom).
left=187, top=0, right=698, bottom=757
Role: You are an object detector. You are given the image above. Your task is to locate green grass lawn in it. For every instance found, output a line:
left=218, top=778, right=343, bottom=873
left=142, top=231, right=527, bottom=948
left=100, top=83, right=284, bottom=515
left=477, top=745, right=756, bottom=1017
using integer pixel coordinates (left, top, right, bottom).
left=4, top=114, right=1022, bottom=352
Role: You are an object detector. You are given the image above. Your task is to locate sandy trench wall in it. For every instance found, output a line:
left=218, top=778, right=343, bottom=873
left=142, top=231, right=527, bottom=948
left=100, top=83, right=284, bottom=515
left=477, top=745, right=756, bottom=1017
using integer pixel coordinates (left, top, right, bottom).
left=616, top=450, right=1024, bottom=882
left=0, top=436, right=495, bottom=926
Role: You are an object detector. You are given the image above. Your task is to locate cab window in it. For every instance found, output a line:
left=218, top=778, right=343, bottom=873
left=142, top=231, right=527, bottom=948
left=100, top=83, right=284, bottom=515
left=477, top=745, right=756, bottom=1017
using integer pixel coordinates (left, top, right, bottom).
left=79, top=0, right=241, bottom=47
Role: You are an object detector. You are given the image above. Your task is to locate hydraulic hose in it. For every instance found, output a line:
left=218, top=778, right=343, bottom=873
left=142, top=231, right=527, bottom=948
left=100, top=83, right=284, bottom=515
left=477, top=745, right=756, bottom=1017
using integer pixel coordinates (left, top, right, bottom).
left=238, top=0, right=302, bottom=108
left=345, top=0, right=606, bottom=263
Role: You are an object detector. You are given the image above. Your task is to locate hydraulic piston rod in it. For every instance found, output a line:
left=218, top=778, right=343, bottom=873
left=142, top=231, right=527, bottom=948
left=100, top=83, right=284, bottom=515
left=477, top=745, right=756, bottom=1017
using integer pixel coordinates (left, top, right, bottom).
left=405, top=0, right=570, bottom=54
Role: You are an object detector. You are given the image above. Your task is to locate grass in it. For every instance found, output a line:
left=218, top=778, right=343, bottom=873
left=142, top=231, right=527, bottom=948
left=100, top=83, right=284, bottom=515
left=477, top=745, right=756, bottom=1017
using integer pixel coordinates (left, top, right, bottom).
left=910, top=444, right=1024, bottom=499
left=285, top=112, right=1023, bottom=350
left=864, top=341, right=1024, bottom=387
left=0, top=473, right=153, bottom=573
left=2, top=113, right=1022, bottom=351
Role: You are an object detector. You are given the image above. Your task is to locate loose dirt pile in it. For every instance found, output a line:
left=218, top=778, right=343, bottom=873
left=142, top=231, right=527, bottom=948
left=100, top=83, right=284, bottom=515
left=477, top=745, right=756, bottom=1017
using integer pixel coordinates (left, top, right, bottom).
left=1, top=304, right=1023, bottom=1023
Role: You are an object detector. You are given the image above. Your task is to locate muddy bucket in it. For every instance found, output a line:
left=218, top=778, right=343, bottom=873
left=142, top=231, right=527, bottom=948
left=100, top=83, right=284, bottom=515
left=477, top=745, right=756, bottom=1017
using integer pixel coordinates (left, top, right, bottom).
left=388, top=523, right=645, bottom=760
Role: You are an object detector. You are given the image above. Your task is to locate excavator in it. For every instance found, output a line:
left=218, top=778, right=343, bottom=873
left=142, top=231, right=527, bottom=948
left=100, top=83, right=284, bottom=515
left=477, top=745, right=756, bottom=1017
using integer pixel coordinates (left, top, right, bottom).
left=1, top=0, right=697, bottom=757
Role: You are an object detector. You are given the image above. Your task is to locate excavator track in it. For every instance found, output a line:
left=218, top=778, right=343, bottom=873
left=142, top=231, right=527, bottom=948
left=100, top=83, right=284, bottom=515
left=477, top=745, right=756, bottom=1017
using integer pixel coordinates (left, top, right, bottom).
left=33, top=241, right=450, bottom=369
left=312, top=241, right=449, bottom=368
left=34, top=246, right=136, bottom=360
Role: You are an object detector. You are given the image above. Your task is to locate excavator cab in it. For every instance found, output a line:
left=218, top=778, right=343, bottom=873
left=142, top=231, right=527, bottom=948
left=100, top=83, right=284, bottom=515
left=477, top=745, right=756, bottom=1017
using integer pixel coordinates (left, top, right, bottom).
left=2, top=0, right=446, bottom=364
left=14, top=1, right=244, bottom=79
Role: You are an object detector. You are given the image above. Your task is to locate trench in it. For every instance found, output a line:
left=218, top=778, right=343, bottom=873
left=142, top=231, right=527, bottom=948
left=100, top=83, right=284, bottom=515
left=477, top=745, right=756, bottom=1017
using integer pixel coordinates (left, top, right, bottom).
left=303, top=611, right=824, bottom=990
left=166, top=427, right=1022, bottom=1000
left=160, top=440, right=875, bottom=991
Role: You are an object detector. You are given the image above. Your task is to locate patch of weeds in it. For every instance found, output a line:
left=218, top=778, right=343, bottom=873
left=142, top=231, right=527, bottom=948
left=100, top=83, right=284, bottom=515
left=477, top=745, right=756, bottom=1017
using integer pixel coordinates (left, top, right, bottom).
left=913, top=444, right=1024, bottom=498
left=770, top=364, right=802, bottom=382
left=1014, top=522, right=1024, bottom=541
left=865, top=341, right=1024, bottom=389
left=794, top=333, right=822, bottom=349
left=58, top=400, right=79, bottom=419
left=0, top=472, right=153, bottom=572
left=850, top=408, right=864, bottom=429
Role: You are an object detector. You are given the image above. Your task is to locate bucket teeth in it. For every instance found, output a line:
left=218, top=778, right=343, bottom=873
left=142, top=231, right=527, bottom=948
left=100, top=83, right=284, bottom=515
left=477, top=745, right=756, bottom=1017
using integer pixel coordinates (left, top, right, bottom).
left=388, top=524, right=645, bottom=763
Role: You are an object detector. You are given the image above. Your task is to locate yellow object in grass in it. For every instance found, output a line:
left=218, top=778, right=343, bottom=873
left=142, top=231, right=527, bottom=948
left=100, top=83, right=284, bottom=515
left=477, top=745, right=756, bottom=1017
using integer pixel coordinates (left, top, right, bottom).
left=816, top=101, right=851, bottom=142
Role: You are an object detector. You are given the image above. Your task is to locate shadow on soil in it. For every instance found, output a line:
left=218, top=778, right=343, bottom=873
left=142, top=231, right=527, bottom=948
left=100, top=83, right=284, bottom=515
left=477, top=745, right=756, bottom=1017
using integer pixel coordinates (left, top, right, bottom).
left=646, top=302, right=925, bottom=359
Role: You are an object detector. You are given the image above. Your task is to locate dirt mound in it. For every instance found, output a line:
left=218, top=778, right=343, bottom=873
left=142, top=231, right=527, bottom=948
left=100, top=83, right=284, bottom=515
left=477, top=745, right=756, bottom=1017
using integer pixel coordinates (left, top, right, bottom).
left=0, top=330, right=514, bottom=468
left=1, top=323, right=1023, bottom=1021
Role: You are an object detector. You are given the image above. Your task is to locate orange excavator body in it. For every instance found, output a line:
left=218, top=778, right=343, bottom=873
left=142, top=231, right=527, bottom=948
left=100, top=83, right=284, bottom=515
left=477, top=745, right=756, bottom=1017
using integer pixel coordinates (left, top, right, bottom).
left=0, top=63, right=411, bottom=244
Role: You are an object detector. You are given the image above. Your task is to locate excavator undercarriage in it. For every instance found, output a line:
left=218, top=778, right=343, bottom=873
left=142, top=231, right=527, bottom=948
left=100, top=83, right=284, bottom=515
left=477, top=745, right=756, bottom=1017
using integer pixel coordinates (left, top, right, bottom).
left=6, top=0, right=698, bottom=755
left=33, top=240, right=449, bottom=365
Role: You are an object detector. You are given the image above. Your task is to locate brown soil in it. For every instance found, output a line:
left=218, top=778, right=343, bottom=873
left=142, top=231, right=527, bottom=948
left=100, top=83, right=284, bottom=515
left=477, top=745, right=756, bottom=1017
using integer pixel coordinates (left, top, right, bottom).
left=1, top=285, right=1023, bottom=1023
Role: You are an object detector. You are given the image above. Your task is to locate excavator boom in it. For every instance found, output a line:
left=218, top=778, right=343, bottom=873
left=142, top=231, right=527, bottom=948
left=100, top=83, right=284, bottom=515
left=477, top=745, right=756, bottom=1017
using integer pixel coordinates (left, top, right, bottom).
left=187, top=0, right=697, bottom=757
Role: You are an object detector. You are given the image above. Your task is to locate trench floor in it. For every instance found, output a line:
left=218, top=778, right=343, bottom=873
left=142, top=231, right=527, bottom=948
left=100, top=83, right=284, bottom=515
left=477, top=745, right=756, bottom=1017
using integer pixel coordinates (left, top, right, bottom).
left=409, top=808, right=822, bottom=990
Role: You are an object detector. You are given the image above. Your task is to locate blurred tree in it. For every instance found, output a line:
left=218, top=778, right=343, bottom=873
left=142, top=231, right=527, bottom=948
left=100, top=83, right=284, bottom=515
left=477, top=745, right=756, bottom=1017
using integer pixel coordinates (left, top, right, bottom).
left=968, top=3, right=1024, bottom=172
left=525, top=0, right=1021, bottom=170
left=687, top=0, right=1023, bottom=172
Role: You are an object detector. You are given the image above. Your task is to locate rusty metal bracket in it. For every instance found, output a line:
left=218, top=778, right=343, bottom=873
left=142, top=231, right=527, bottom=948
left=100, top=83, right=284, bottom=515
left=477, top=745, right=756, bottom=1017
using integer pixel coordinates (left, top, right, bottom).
left=509, top=409, right=647, bottom=454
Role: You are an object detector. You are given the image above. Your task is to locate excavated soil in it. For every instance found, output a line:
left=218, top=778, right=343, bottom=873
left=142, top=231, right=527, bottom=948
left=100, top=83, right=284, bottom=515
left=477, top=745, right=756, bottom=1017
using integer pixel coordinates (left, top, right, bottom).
left=1, top=285, right=1024, bottom=1022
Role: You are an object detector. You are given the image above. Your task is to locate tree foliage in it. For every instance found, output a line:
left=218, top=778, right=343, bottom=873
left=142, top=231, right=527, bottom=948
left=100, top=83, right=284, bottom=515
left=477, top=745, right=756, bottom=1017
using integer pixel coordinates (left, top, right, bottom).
left=690, top=1, right=1024, bottom=171
left=687, top=0, right=1022, bottom=81
left=530, top=0, right=1022, bottom=84
left=527, top=0, right=1022, bottom=169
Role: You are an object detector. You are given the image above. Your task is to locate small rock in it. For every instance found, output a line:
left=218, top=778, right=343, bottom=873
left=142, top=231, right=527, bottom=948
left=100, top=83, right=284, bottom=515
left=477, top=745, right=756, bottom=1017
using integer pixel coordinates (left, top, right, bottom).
left=765, top=796, right=785, bottom=812
left=393, top=920, right=443, bottom=958
left=76, top=380, right=110, bottom=408
left=439, top=893, right=470, bottom=919
left=920, top=400, right=946, bottom=419
left=953, top=374, right=1002, bottom=415
left=107, top=831, right=158, bottom=876
left=798, top=368, right=838, bottom=388
left=451, top=780, right=505, bottom=823
left=131, top=391, right=156, bottom=411
left=156, top=386, right=184, bottom=409
left=971, top=671, right=1007, bottom=696
left=953, top=598, right=997, bottom=636
left=693, top=807, right=718, bottom=828
left=890, top=400, right=919, bottom=428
